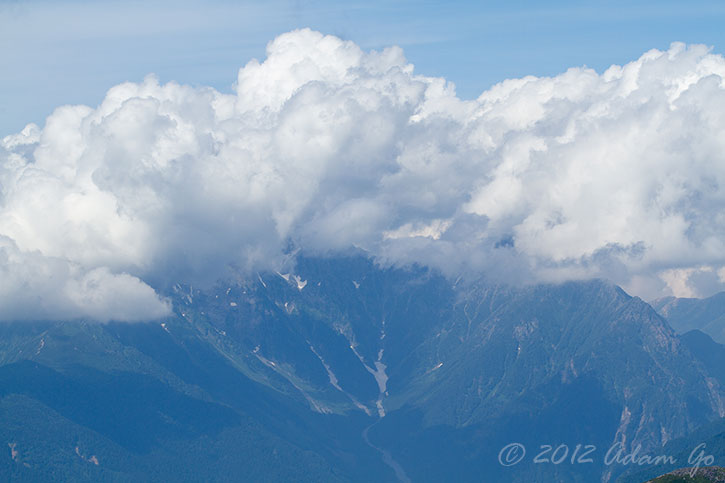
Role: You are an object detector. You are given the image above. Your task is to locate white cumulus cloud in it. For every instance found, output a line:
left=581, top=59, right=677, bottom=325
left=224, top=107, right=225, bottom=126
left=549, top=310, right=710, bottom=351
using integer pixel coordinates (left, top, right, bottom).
left=3, top=29, right=725, bottom=321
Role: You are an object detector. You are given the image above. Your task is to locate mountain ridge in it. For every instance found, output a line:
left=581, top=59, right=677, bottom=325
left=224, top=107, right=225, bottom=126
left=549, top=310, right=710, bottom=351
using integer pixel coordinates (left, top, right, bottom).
left=1, top=255, right=723, bottom=481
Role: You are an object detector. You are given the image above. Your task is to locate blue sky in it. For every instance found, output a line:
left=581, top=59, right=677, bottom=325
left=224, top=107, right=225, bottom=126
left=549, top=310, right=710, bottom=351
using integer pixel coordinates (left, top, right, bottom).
left=2, top=0, right=725, bottom=137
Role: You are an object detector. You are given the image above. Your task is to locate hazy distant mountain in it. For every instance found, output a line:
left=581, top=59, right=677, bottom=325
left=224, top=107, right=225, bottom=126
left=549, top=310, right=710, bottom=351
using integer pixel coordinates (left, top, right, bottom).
left=1, top=256, right=723, bottom=482
left=652, top=293, right=725, bottom=344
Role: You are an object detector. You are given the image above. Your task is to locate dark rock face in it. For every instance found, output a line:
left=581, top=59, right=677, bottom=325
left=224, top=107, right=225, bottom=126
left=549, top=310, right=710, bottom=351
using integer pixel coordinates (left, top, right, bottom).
left=646, top=466, right=725, bottom=482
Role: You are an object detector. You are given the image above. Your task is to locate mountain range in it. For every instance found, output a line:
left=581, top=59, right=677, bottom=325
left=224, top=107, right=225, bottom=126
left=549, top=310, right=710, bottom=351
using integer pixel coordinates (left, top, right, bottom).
left=1, top=255, right=724, bottom=482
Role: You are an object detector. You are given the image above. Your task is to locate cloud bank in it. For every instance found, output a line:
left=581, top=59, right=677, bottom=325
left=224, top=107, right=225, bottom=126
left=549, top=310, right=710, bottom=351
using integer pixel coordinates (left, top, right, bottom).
left=2, top=29, right=725, bottom=321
